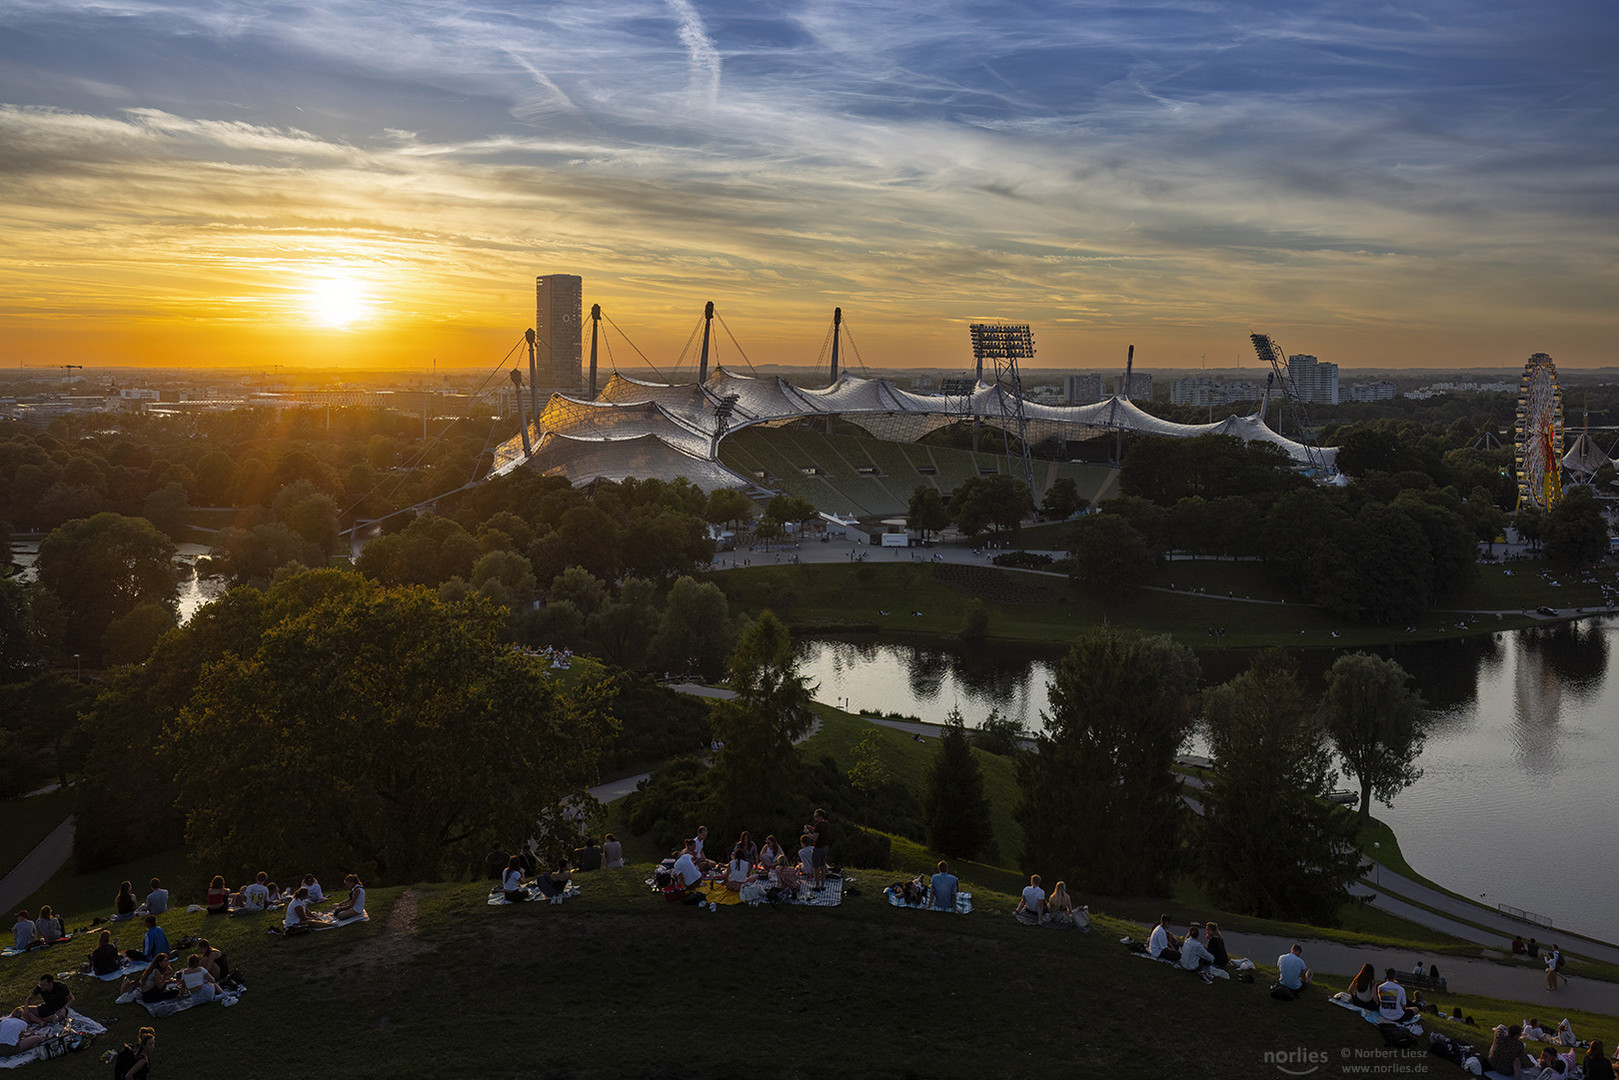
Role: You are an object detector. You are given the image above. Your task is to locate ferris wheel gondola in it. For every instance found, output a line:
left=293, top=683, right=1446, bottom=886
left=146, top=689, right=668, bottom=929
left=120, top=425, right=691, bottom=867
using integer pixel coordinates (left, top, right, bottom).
left=1514, top=353, right=1564, bottom=511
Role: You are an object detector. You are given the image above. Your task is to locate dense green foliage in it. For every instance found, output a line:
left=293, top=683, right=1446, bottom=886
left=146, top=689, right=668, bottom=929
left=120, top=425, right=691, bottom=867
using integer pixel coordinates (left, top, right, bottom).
left=35, top=512, right=177, bottom=659
left=923, top=710, right=995, bottom=862
left=1017, top=629, right=1199, bottom=895
left=1544, top=486, right=1610, bottom=570
left=1196, top=651, right=1362, bottom=924
left=1318, top=653, right=1428, bottom=823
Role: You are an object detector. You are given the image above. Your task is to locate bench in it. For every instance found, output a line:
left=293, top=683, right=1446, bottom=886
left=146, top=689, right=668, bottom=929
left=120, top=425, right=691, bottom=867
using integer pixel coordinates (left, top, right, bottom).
left=1402, top=970, right=1448, bottom=993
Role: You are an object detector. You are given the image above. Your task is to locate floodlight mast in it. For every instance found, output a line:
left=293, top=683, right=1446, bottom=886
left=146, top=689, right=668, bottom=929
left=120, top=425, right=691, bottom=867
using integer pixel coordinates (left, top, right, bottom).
left=588, top=303, right=601, bottom=399
left=509, top=368, right=532, bottom=458
left=1249, top=332, right=1326, bottom=473
left=969, top=322, right=1038, bottom=500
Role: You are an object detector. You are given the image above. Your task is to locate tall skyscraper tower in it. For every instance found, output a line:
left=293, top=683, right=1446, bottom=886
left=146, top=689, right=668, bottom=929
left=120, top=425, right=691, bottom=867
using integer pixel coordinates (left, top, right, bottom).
left=535, top=275, right=583, bottom=392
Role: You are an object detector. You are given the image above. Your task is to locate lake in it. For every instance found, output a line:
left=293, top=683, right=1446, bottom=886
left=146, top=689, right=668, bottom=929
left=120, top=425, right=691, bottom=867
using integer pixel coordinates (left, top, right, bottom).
left=796, top=621, right=1618, bottom=940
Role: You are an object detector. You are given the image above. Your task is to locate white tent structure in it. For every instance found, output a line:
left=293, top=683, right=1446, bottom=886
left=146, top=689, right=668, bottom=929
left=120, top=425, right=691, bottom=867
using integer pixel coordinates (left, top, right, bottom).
left=489, top=369, right=1337, bottom=492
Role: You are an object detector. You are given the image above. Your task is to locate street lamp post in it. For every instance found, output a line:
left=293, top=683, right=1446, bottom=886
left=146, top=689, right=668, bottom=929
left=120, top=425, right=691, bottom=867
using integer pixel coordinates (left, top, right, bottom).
left=1373, top=841, right=1381, bottom=887
left=74, top=653, right=81, bottom=682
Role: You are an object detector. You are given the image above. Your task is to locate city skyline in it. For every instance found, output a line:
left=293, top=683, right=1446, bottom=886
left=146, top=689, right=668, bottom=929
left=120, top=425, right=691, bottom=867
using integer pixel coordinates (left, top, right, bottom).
left=2, top=1, right=1615, bottom=372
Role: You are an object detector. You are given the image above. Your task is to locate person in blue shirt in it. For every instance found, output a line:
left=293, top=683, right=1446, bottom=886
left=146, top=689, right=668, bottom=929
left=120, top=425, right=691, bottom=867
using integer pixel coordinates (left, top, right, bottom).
left=1277, top=943, right=1312, bottom=991
left=124, top=915, right=169, bottom=963
left=930, top=861, right=959, bottom=911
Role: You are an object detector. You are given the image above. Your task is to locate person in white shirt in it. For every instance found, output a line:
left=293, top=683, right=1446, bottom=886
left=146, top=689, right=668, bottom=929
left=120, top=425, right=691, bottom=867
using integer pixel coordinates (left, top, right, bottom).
left=1178, top=925, right=1215, bottom=971
left=332, top=874, right=366, bottom=920
left=601, top=833, right=625, bottom=870
left=1019, top=874, right=1047, bottom=919
left=1277, top=944, right=1311, bottom=991
left=11, top=911, right=38, bottom=953
left=1376, top=969, right=1416, bottom=1023
left=672, top=841, right=702, bottom=890
left=238, top=873, right=270, bottom=911
left=501, top=857, right=527, bottom=902
left=1147, top=914, right=1181, bottom=962
left=796, top=835, right=817, bottom=881
left=145, top=878, right=170, bottom=916
left=693, top=827, right=717, bottom=871
left=300, top=874, right=324, bottom=903
left=0, top=1015, right=49, bottom=1059
left=284, top=887, right=326, bottom=932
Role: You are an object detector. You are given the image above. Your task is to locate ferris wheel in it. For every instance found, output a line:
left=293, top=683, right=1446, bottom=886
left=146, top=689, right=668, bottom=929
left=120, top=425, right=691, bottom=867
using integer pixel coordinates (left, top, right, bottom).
left=1514, top=352, right=1564, bottom=511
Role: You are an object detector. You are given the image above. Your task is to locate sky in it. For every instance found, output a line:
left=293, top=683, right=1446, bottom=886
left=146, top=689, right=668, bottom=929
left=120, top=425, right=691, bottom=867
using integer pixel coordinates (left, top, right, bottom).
left=1, top=0, right=1616, bottom=375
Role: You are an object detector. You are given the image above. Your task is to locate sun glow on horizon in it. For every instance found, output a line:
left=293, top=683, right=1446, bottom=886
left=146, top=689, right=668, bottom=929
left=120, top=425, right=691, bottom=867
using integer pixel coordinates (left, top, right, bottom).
left=305, top=273, right=374, bottom=329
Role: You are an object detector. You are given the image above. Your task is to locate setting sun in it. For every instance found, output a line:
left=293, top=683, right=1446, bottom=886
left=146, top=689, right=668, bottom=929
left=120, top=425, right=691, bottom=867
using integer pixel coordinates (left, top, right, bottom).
left=306, top=274, right=372, bottom=329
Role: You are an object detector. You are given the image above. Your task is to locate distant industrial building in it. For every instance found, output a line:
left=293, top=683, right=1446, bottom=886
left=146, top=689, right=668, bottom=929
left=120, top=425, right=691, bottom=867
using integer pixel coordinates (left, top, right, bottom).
left=1347, top=381, right=1398, bottom=403
left=535, top=275, right=583, bottom=393
left=1063, top=373, right=1104, bottom=405
left=1287, top=354, right=1339, bottom=405
left=1171, top=377, right=1261, bottom=408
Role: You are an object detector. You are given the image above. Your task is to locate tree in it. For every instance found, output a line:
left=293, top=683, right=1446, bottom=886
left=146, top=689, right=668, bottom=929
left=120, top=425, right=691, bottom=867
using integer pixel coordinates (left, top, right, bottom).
left=907, top=485, right=950, bottom=541
left=704, top=487, right=756, bottom=530
left=924, top=709, right=994, bottom=861
left=1319, top=653, right=1428, bottom=824
left=213, top=522, right=324, bottom=586
left=273, top=479, right=340, bottom=555
left=471, top=549, right=538, bottom=609
left=101, top=602, right=177, bottom=666
left=35, top=512, right=176, bottom=659
left=951, top=474, right=1032, bottom=540
left=764, top=495, right=819, bottom=539
left=959, top=598, right=989, bottom=642
left=141, top=482, right=190, bottom=541
left=1195, top=650, right=1361, bottom=924
left=165, top=577, right=612, bottom=880
left=1543, top=486, right=1609, bottom=571
left=706, top=611, right=813, bottom=830
left=649, top=576, right=737, bottom=680
left=1040, top=476, right=1082, bottom=521
left=0, top=579, right=45, bottom=681
left=1067, top=513, right=1154, bottom=596
left=1514, top=504, right=1545, bottom=550
left=1016, top=629, right=1198, bottom=895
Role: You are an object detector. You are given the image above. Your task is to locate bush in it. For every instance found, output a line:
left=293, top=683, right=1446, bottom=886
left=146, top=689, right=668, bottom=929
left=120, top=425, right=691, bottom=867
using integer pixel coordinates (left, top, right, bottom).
left=968, top=709, right=1027, bottom=756
left=836, top=824, right=892, bottom=870
left=991, top=550, right=1053, bottom=569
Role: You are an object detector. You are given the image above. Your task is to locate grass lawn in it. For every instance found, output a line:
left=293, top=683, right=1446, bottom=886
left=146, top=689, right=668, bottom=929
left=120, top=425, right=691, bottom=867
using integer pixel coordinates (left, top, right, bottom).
left=716, top=562, right=1579, bottom=653
left=0, top=787, right=75, bottom=877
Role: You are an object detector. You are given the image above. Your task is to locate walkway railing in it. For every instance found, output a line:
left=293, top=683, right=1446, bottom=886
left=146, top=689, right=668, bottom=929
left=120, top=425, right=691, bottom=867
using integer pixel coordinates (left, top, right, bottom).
left=1497, top=902, right=1553, bottom=928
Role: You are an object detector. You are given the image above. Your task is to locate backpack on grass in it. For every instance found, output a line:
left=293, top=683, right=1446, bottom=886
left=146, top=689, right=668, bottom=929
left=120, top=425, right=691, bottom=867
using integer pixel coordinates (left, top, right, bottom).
left=1269, top=983, right=1296, bottom=1001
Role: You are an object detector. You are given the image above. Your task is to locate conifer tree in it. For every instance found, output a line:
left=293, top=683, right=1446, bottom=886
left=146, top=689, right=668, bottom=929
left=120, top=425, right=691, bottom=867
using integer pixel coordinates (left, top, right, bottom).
left=924, top=709, right=994, bottom=861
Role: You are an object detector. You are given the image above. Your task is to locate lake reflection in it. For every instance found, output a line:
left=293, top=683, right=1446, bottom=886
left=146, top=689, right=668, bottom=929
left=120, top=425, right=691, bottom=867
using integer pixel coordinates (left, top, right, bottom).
left=797, top=619, right=1619, bottom=939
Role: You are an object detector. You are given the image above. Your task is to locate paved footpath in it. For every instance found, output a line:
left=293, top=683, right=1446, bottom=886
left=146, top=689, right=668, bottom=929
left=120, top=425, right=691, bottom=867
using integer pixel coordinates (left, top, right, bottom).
left=0, top=816, right=75, bottom=914
left=1223, top=929, right=1619, bottom=1016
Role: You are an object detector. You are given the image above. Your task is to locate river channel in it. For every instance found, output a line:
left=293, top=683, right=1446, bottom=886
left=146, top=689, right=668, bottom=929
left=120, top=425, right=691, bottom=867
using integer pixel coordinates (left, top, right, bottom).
left=796, top=620, right=1619, bottom=941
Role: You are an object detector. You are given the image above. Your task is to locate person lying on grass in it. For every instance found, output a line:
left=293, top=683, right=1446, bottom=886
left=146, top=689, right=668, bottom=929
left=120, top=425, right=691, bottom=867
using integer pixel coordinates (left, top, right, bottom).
left=0, top=1013, right=52, bottom=1059
left=332, top=874, right=366, bottom=920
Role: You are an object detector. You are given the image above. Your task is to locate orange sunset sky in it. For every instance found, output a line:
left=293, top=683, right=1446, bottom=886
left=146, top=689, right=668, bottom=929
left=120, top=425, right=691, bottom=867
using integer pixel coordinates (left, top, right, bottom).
left=1, top=1, right=1615, bottom=374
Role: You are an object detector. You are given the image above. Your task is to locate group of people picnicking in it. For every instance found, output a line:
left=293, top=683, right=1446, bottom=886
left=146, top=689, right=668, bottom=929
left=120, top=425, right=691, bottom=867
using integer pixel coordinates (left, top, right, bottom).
left=660, top=812, right=832, bottom=901
left=492, top=834, right=626, bottom=902
left=1010, top=873, right=1088, bottom=929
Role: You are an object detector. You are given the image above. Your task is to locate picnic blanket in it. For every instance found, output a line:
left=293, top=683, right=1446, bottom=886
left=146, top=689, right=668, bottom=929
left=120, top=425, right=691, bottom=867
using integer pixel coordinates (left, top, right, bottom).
left=314, top=911, right=368, bottom=931
left=884, top=886, right=973, bottom=914
left=486, top=883, right=581, bottom=906
left=83, top=955, right=148, bottom=982
left=0, top=1011, right=107, bottom=1070
left=1328, top=994, right=1423, bottom=1036
left=1, top=936, right=73, bottom=959
left=118, top=984, right=243, bottom=1017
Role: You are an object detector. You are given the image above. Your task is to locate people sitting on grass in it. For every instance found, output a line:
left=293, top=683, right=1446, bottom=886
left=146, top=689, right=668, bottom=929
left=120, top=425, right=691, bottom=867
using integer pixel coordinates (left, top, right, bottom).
left=1178, top=925, right=1215, bottom=972
left=758, top=835, right=785, bottom=868
left=284, top=887, right=325, bottom=933
left=89, top=930, right=122, bottom=976
left=1533, top=1045, right=1573, bottom=1078
left=177, top=954, right=219, bottom=1004
left=602, top=833, right=624, bottom=870
left=0, top=1012, right=51, bottom=1059
left=128, top=953, right=178, bottom=1003
left=301, top=874, right=324, bottom=903
left=144, top=878, right=169, bottom=916
left=1376, top=969, right=1417, bottom=1024
left=1041, top=882, right=1081, bottom=928
left=1204, top=922, right=1229, bottom=969
left=735, top=831, right=759, bottom=868
left=1488, top=1024, right=1535, bottom=1079
left=930, top=861, right=959, bottom=911
left=205, top=875, right=230, bottom=914
left=797, top=835, right=817, bottom=883
left=194, top=938, right=228, bottom=985
left=1557, top=1020, right=1576, bottom=1047
left=1584, top=1040, right=1616, bottom=1080
left=1523, top=1018, right=1553, bottom=1042
left=573, top=837, right=603, bottom=872
left=115, top=881, right=138, bottom=919
left=1346, top=963, right=1379, bottom=1010
left=1148, top=914, right=1181, bottom=963
left=333, top=874, right=366, bottom=920
left=33, top=905, right=63, bottom=944
left=265, top=881, right=285, bottom=906
left=501, top=856, right=528, bottom=903
left=1017, top=875, right=1047, bottom=921
left=125, top=915, right=170, bottom=963
left=723, top=847, right=753, bottom=892
left=115, top=1027, right=155, bottom=1080
left=11, top=911, right=37, bottom=953
left=672, top=841, right=702, bottom=895
left=693, top=826, right=717, bottom=872
left=18, top=974, right=74, bottom=1026
left=236, top=872, right=271, bottom=912
left=1276, top=944, right=1311, bottom=992
left=774, top=855, right=800, bottom=891
left=532, top=861, right=573, bottom=899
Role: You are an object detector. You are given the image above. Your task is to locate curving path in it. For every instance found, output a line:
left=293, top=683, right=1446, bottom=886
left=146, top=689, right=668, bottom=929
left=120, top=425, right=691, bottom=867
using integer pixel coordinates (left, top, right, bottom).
left=0, top=815, right=75, bottom=914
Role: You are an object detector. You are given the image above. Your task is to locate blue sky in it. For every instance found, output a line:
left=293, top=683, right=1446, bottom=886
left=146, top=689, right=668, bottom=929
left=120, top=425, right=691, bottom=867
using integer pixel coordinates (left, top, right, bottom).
left=0, top=0, right=1614, bottom=370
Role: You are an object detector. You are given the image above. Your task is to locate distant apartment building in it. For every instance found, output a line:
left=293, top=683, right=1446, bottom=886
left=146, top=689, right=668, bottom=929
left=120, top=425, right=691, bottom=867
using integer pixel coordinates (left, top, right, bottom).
left=1063, top=373, right=1104, bottom=404
left=1171, top=377, right=1261, bottom=408
left=535, top=274, right=583, bottom=393
left=1347, top=381, right=1398, bottom=403
left=1287, top=354, right=1339, bottom=405
left=1108, top=372, right=1152, bottom=400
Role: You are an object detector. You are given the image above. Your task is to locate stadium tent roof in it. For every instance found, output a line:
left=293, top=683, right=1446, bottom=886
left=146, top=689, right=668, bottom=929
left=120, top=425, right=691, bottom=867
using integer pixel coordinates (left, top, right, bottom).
left=1562, top=431, right=1615, bottom=476
left=488, top=368, right=1337, bottom=492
